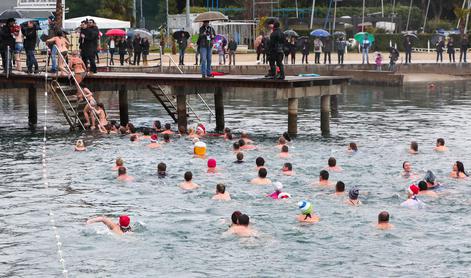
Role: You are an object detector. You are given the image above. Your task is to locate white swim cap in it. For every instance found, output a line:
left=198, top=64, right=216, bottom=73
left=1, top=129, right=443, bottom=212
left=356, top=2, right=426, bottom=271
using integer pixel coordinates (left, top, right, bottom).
left=273, top=182, right=283, bottom=192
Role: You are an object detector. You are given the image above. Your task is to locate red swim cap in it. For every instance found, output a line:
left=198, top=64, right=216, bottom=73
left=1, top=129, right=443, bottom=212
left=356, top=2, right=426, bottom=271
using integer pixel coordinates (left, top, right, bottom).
left=408, top=184, right=419, bottom=195
left=119, top=215, right=130, bottom=228
left=208, top=158, right=216, bottom=168
left=151, top=134, right=158, bottom=141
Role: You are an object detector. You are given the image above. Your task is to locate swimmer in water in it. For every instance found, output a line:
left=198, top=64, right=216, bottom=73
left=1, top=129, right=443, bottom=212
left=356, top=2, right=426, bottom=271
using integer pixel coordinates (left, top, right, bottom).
left=162, top=133, right=171, bottom=143
left=345, top=186, right=361, bottom=206
left=324, top=157, right=342, bottom=172
left=234, top=152, right=244, bottom=163
left=424, top=170, right=440, bottom=189
left=74, top=139, right=86, bottom=151
left=223, top=128, right=232, bottom=140
left=417, top=181, right=438, bottom=198
left=401, top=161, right=418, bottom=179
left=267, top=182, right=291, bottom=199
left=282, top=131, right=291, bottom=142
left=161, top=123, right=174, bottom=135
left=450, top=161, right=469, bottom=179
left=296, top=201, right=319, bottom=223
left=147, top=134, right=161, bottom=148
left=239, top=138, right=256, bottom=150
left=187, top=128, right=198, bottom=139
left=117, top=166, right=134, bottom=182
left=277, top=136, right=287, bottom=149
left=233, top=142, right=240, bottom=153
left=230, top=211, right=241, bottom=226
left=409, top=141, right=418, bottom=154
left=347, top=142, right=358, bottom=153
left=212, top=183, right=231, bottom=200
left=229, top=214, right=255, bottom=237
left=376, top=211, right=393, bottom=230
left=196, top=124, right=206, bottom=137
left=141, top=128, right=151, bottom=139
left=255, top=157, right=266, bottom=170
left=401, top=184, right=426, bottom=209
left=153, top=120, right=163, bottom=133
left=251, top=168, right=272, bottom=185
left=112, top=157, right=124, bottom=170
left=157, top=162, right=167, bottom=178
left=126, top=123, right=137, bottom=134
left=180, top=171, right=199, bottom=190
left=207, top=158, right=218, bottom=173
left=335, top=181, right=345, bottom=196
left=316, top=170, right=334, bottom=187
left=240, top=131, right=254, bottom=144
left=130, top=134, right=138, bottom=142
left=282, top=162, right=294, bottom=176
left=279, top=145, right=290, bottom=158
left=86, top=215, right=131, bottom=235
left=434, top=138, right=448, bottom=152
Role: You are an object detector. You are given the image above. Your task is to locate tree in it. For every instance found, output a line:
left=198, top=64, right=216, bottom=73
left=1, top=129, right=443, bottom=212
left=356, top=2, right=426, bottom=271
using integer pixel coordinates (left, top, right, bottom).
left=97, top=0, right=135, bottom=25
left=454, top=6, right=471, bottom=35
left=56, top=0, right=63, bottom=27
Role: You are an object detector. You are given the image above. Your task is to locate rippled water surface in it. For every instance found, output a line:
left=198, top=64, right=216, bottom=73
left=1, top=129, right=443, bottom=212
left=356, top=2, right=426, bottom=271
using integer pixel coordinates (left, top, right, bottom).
left=1, top=82, right=471, bottom=277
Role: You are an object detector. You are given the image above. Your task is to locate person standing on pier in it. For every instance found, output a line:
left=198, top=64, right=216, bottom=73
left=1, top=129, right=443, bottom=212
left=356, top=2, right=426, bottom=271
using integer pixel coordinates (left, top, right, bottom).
left=301, top=37, right=309, bottom=64
left=108, top=37, right=115, bottom=66
left=323, top=36, right=332, bottom=64
left=177, top=32, right=188, bottom=65
left=22, top=20, right=39, bottom=74
left=447, top=37, right=456, bottom=63
left=361, top=34, right=371, bottom=64
left=404, top=36, right=413, bottom=64
left=313, top=37, right=323, bottom=64
left=267, top=20, right=285, bottom=80
left=142, top=38, right=150, bottom=66
left=117, top=37, right=127, bottom=66
left=436, top=37, right=445, bottom=63
left=81, top=19, right=99, bottom=73
left=0, top=18, right=16, bottom=74
left=198, top=20, right=216, bottom=78
left=133, top=34, right=143, bottom=66
left=336, top=37, right=347, bottom=65
left=228, top=37, right=237, bottom=65
left=460, top=35, right=468, bottom=63
left=289, top=37, right=297, bottom=64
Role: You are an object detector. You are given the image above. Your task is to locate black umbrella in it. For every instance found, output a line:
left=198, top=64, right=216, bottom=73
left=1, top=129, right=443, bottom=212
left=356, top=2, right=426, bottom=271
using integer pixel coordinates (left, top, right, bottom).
left=173, top=30, right=190, bottom=40
left=20, top=20, right=41, bottom=30
left=284, top=30, right=299, bottom=38
left=0, top=10, right=22, bottom=21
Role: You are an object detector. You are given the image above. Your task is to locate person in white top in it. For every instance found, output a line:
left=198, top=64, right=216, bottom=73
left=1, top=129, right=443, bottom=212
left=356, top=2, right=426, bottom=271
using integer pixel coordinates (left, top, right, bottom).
left=401, top=184, right=426, bottom=209
left=108, top=37, right=115, bottom=65
left=14, top=25, right=24, bottom=71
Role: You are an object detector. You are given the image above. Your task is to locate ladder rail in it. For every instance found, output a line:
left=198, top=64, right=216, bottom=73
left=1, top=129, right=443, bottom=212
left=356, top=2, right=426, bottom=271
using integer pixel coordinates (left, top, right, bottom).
left=49, top=84, right=76, bottom=129
left=196, top=92, right=215, bottom=118
left=148, top=85, right=177, bottom=123
left=52, top=80, right=86, bottom=130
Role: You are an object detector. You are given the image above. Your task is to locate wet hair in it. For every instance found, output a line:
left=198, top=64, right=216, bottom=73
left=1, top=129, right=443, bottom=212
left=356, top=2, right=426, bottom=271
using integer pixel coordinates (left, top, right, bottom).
left=118, top=166, right=126, bottom=176
left=238, top=214, right=250, bottom=226
left=231, top=211, right=242, bottom=224
left=178, top=126, right=186, bottom=135
left=184, top=171, right=192, bottom=181
left=104, top=124, right=112, bottom=133
left=281, top=145, right=289, bottom=153
left=165, top=123, right=171, bottom=130
left=282, top=132, right=291, bottom=142
left=127, top=123, right=136, bottom=133
left=241, top=132, right=248, bottom=139
left=157, top=162, right=166, bottom=172
left=224, top=127, right=231, bottom=133
left=320, top=170, right=329, bottom=180
left=258, top=168, right=268, bottom=178
left=233, top=142, right=240, bottom=150
left=119, top=126, right=127, bottom=134
left=142, top=128, right=150, bottom=136
left=328, top=157, right=336, bottom=167
left=336, top=181, right=345, bottom=192
left=456, top=161, right=468, bottom=176
left=437, top=138, right=445, bottom=146
left=226, top=132, right=233, bottom=140
left=418, top=181, right=428, bottom=191
left=278, top=136, right=286, bottom=145
left=349, top=142, right=358, bottom=151
left=130, top=135, right=137, bottom=142
left=154, top=120, right=162, bottom=129
left=410, top=141, right=418, bottom=152
left=273, top=21, right=280, bottom=28
left=256, top=157, right=265, bottom=167
left=238, top=139, right=245, bottom=147
left=216, top=183, right=225, bottom=194
left=97, top=103, right=107, bottom=118
left=402, top=161, right=410, bottom=170
left=163, top=134, right=170, bottom=142
left=236, top=152, right=244, bottom=161
left=378, top=211, right=389, bottom=223
left=116, top=157, right=124, bottom=166
left=283, top=162, right=292, bottom=171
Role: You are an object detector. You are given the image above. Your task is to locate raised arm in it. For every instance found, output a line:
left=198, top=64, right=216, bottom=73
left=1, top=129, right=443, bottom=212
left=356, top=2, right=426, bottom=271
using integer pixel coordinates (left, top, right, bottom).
left=86, top=216, right=116, bottom=230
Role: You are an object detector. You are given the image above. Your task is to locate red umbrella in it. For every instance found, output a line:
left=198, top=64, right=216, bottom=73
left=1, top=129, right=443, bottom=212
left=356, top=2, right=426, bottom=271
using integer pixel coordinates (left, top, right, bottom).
left=105, top=29, right=126, bottom=37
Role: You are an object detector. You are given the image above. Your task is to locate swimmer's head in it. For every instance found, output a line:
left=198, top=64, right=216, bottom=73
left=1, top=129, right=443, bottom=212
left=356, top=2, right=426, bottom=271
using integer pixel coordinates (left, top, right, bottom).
left=75, top=139, right=85, bottom=148
left=119, top=126, right=127, bottom=134
left=236, top=152, right=244, bottom=162
left=224, top=127, right=231, bottom=134
left=256, top=157, right=265, bottom=167
left=238, top=139, right=245, bottom=147
left=184, top=171, right=192, bottom=182
left=119, top=215, right=131, bottom=231
left=278, top=136, right=286, bottom=145
left=349, top=142, right=358, bottom=152
left=402, top=161, right=411, bottom=172
left=349, top=187, right=359, bottom=200
left=150, top=134, right=158, bottom=143
left=328, top=157, right=336, bottom=167
left=410, top=141, right=418, bottom=152
left=194, top=141, right=206, bottom=155
left=282, top=131, right=291, bottom=142
left=231, top=211, right=242, bottom=224
left=336, top=181, right=345, bottom=193
left=165, top=123, right=171, bottom=130
left=163, top=133, right=170, bottom=142
left=418, top=180, right=427, bottom=191
left=216, top=183, right=225, bottom=194
left=226, top=132, right=233, bottom=140
left=118, top=166, right=127, bottom=176
left=456, top=161, right=466, bottom=174
left=238, top=214, right=250, bottom=226
left=258, top=167, right=268, bottom=178
left=208, top=158, right=216, bottom=168
left=436, top=138, right=445, bottom=147
left=157, top=162, right=166, bottom=176
left=319, top=170, right=329, bottom=181
left=378, top=211, right=389, bottom=223
left=233, top=142, right=240, bottom=150
left=116, top=157, right=124, bottom=166
left=154, top=120, right=162, bottom=129
left=241, top=131, right=248, bottom=139
left=130, top=135, right=137, bottom=142
left=196, top=124, right=206, bottom=135
left=127, top=123, right=136, bottom=133
left=424, top=170, right=436, bottom=184
left=273, top=182, right=283, bottom=192
left=283, top=162, right=292, bottom=171
left=188, top=127, right=195, bottom=135
left=281, top=145, right=289, bottom=153
left=142, top=128, right=150, bottom=136
left=298, top=200, right=313, bottom=215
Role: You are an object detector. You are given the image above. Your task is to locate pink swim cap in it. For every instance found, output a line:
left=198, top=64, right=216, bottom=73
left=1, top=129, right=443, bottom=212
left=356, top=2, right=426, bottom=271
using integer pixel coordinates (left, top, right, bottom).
left=208, top=158, right=216, bottom=168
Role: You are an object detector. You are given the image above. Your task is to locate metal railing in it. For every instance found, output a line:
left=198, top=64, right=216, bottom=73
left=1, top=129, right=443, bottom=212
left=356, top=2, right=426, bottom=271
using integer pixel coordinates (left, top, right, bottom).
left=51, top=80, right=85, bottom=130
left=163, top=54, right=183, bottom=74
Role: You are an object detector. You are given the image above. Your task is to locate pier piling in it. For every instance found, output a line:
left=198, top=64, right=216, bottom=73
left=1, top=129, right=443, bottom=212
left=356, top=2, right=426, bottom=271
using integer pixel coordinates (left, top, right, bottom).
left=175, top=87, right=188, bottom=133
left=28, top=86, right=37, bottom=130
left=119, top=86, right=129, bottom=126
left=320, top=95, right=331, bottom=136
left=214, top=87, right=224, bottom=133
left=288, top=98, right=298, bottom=136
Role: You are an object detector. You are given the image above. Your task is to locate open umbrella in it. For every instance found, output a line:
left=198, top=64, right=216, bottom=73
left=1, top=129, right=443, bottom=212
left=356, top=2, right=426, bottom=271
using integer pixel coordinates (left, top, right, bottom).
left=173, top=30, right=190, bottom=40
left=133, top=28, right=152, bottom=39
left=106, top=29, right=126, bottom=37
left=194, top=11, right=227, bottom=22
left=354, top=32, right=375, bottom=43
left=284, top=30, right=299, bottom=38
left=333, top=31, right=346, bottom=37
left=0, top=10, right=23, bottom=21
left=310, top=29, right=330, bottom=37
left=431, top=34, right=445, bottom=45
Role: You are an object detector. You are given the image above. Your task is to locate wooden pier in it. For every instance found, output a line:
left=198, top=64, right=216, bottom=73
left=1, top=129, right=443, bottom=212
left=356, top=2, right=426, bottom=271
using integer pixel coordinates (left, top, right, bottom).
left=0, top=72, right=350, bottom=135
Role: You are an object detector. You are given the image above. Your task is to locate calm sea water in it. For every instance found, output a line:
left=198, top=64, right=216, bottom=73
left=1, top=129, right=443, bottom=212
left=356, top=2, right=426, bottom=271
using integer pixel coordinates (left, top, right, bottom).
left=1, top=82, right=471, bottom=277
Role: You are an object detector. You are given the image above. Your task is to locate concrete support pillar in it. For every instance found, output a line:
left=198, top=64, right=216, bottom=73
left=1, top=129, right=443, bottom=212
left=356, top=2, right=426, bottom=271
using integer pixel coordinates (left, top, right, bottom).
left=320, top=95, right=331, bottom=136
left=119, top=86, right=129, bottom=126
left=330, top=95, right=338, bottom=118
left=288, top=98, right=298, bottom=136
left=214, top=87, right=224, bottom=133
left=28, top=86, right=37, bottom=130
left=175, top=87, right=188, bottom=133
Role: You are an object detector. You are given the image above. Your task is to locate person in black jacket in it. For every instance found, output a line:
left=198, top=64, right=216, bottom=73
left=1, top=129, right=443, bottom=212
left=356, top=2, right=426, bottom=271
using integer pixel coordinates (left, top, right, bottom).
left=283, top=38, right=290, bottom=64
left=117, top=37, right=127, bottom=66
left=460, top=35, right=469, bottom=63
left=301, top=37, right=309, bottom=64
left=289, top=37, right=296, bottom=64
left=323, top=37, right=332, bottom=64
left=0, top=18, right=16, bottom=74
left=142, top=37, right=150, bottom=66
left=436, top=37, right=445, bottom=63
left=404, top=36, right=413, bottom=64
left=81, top=19, right=99, bottom=73
left=267, top=21, right=285, bottom=80
left=22, top=20, right=39, bottom=73
left=228, top=37, right=237, bottom=65
left=447, top=37, right=455, bottom=63
left=197, top=20, right=216, bottom=78
left=133, top=34, right=142, bottom=65
left=177, top=32, right=188, bottom=65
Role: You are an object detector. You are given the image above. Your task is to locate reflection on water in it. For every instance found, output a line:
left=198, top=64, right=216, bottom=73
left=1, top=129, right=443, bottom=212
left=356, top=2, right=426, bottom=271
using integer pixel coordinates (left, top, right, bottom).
left=1, top=82, right=471, bottom=277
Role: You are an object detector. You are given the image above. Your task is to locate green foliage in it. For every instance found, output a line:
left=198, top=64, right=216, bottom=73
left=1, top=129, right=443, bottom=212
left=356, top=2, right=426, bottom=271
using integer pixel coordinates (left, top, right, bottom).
left=425, top=18, right=453, bottom=33
left=97, top=0, right=134, bottom=24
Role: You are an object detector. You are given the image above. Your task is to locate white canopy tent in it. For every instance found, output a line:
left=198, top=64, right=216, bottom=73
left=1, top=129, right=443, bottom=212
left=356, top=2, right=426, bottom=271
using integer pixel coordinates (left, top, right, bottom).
left=63, top=16, right=130, bottom=29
